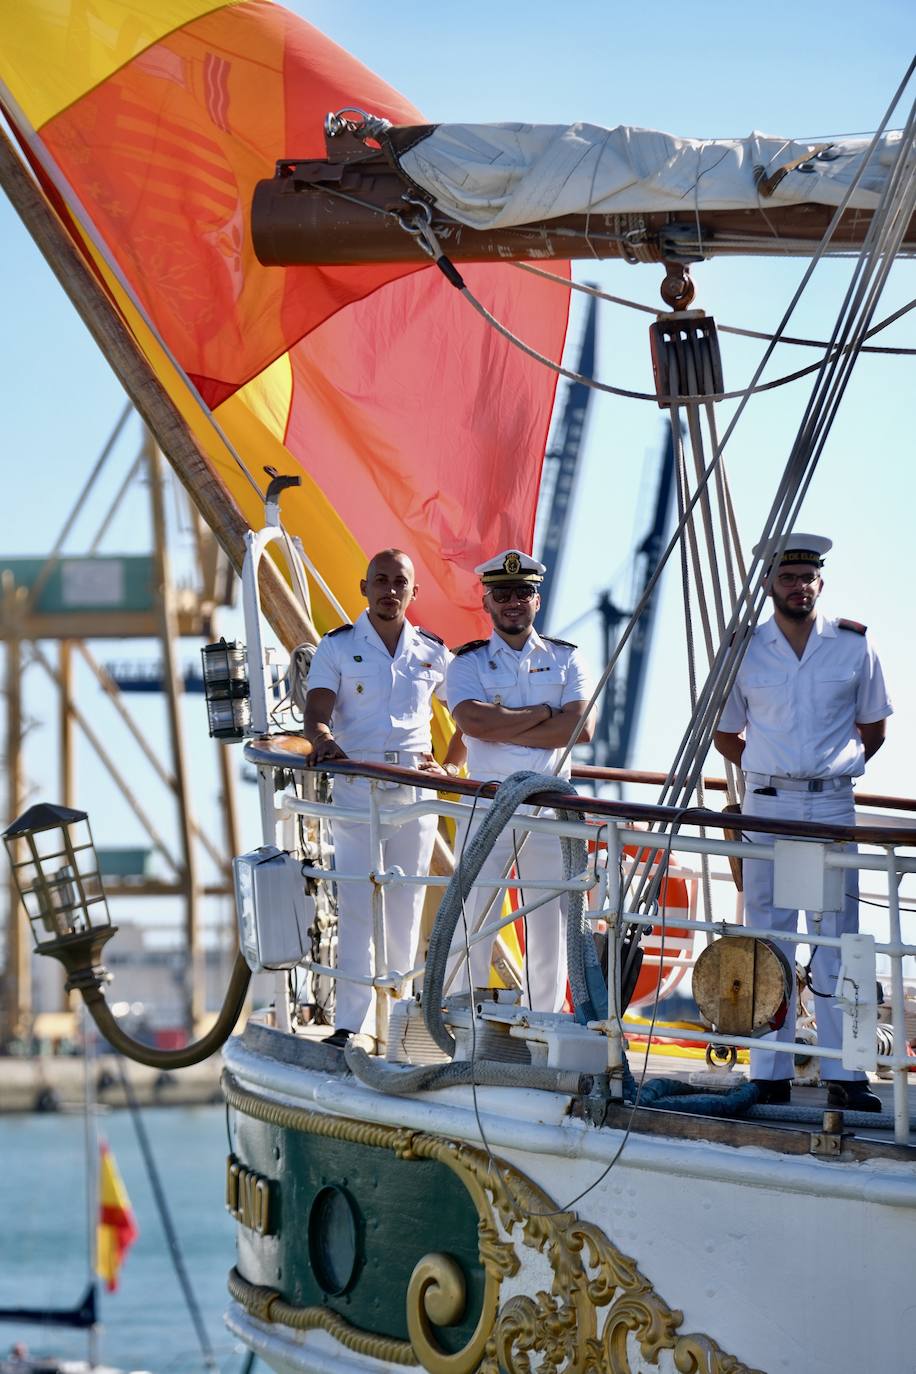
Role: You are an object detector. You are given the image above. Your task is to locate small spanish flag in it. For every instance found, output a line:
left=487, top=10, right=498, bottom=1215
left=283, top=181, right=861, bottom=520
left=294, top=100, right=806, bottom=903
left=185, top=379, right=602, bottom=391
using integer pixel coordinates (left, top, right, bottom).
left=96, top=1141, right=138, bottom=1292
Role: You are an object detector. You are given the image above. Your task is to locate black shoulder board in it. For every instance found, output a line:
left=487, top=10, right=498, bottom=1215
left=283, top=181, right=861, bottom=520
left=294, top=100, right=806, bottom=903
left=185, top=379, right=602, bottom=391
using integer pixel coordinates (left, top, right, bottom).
left=543, top=635, right=577, bottom=649
left=837, top=618, right=867, bottom=636
left=418, top=626, right=444, bottom=645
left=452, top=638, right=489, bottom=656
left=326, top=623, right=351, bottom=638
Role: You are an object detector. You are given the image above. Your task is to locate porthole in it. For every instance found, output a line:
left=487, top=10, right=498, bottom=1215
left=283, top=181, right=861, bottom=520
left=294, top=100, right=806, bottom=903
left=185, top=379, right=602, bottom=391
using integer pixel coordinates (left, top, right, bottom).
left=308, top=1185, right=361, bottom=1295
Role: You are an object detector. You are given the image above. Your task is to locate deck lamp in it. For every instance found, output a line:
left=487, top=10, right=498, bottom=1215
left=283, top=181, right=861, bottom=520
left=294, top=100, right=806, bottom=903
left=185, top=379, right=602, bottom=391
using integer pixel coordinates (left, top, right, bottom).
left=3, top=802, right=251, bottom=1069
left=201, top=637, right=252, bottom=740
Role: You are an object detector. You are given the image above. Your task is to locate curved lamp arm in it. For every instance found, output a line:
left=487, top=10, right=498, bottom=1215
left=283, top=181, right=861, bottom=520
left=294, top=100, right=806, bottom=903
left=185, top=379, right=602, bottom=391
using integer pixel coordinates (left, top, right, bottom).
left=78, top=951, right=252, bottom=1070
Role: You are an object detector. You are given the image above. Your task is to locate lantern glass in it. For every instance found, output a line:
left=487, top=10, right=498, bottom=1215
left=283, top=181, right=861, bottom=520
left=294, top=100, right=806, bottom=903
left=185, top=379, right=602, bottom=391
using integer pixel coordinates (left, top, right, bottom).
left=3, top=804, right=110, bottom=948
left=201, top=638, right=251, bottom=740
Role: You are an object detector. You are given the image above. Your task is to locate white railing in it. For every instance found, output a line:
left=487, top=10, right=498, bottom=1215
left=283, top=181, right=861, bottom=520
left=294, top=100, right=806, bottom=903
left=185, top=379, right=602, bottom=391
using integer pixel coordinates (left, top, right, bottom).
left=245, top=743, right=916, bottom=1143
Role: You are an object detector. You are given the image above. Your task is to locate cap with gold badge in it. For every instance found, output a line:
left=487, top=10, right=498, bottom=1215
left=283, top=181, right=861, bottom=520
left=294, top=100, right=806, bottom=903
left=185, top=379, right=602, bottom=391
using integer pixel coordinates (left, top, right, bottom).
left=474, top=549, right=546, bottom=586
left=752, top=532, right=832, bottom=569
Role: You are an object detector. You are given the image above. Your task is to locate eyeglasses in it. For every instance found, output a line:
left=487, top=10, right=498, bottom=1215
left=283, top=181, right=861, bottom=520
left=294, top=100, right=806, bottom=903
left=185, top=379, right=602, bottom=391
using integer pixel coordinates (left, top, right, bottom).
left=774, top=572, right=819, bottom=589
left=489, top=585, right=537, bottom=604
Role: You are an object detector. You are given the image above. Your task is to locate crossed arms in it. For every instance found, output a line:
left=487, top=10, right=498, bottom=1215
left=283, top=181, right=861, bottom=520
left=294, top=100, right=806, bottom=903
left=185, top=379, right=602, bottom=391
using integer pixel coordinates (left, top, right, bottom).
left=452, top=697, right=595, bottom=747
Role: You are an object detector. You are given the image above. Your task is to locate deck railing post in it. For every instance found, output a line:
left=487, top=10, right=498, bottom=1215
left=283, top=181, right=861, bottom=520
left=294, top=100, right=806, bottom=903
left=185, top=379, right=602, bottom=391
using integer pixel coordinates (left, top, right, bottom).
left=885, top=846, right=910, bottom=1144
left=369, top=782, right=389, bottom=1048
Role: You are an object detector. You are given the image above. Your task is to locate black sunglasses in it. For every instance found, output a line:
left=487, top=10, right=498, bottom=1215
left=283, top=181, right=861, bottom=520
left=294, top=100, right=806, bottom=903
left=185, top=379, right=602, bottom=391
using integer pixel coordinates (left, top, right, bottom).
left=489, top=585, right=537, bottom=604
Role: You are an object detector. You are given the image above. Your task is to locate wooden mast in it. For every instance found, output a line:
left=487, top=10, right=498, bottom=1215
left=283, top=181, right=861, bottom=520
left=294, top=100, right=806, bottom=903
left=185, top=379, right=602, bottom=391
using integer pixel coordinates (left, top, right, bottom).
left=0, top=126, right=318, bottom=653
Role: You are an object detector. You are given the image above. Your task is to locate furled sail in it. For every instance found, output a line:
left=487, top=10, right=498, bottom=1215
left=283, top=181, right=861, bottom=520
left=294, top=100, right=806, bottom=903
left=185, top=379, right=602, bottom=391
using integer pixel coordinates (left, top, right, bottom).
left=0, top=1, right=570, bottom=646
left=396, top=123, right=903, bottom=226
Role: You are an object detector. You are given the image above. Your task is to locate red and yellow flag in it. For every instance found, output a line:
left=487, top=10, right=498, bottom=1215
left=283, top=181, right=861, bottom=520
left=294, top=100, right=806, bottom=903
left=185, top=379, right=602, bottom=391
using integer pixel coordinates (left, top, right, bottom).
left=0, top=2, right=569, bottom=648
left=97, top=1141, right=138, bottom=1293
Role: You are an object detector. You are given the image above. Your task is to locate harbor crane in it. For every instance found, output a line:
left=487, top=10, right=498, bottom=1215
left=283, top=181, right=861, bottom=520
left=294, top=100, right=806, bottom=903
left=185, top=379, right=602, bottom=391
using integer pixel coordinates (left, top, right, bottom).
left=536, top=294, right=675, bottom=770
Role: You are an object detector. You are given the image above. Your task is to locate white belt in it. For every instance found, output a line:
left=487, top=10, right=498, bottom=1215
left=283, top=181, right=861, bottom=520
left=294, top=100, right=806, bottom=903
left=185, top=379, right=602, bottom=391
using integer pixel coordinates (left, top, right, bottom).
left=350, top=749, right=426, bottom=765
left=744, top=772, right=853, bottom=793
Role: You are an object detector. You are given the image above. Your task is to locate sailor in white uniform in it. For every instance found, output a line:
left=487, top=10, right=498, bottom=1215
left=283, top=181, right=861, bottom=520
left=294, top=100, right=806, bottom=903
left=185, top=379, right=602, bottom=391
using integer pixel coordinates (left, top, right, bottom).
left=447, top=549, right=595, bottom=1011
left=714, top=533, right=892, bottom=1111
left=304, top=549, right=460, bottom=1044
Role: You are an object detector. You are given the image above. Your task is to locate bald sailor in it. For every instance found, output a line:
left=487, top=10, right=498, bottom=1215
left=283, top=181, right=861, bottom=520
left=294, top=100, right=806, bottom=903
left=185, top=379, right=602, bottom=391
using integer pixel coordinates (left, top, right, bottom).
left=714, top=533, right=892, bottom=1111
left=304, top=549, right=462, bottom=1045
left=446, top=549, right=595, bottom=1010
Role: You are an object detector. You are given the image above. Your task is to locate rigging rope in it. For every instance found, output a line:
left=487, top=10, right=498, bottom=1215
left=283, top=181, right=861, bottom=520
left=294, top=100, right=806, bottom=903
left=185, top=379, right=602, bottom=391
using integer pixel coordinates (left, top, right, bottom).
left=625, top=86, right=916, bottom=925
left=512, top=262, right=916, bottom=355
left=405, top=65, right=916, bottom=940
left=116, top=1058, right=219, bottom=1373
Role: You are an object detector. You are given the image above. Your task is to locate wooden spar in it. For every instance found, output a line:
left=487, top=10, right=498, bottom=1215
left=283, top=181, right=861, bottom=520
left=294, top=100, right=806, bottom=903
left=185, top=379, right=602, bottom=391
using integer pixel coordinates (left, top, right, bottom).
left=252, top=152, right=916, bottom=269
left=0, top=125, right=319, bottom=652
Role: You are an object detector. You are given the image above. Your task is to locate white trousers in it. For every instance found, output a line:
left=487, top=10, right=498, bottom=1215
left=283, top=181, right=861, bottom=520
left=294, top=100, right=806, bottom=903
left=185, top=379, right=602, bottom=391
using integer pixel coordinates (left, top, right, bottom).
left=331, top=778, right=437, bottom=1036
left=742, top=784, right=863, bottom=1083
left=451, top=807, right=568, bottom=1013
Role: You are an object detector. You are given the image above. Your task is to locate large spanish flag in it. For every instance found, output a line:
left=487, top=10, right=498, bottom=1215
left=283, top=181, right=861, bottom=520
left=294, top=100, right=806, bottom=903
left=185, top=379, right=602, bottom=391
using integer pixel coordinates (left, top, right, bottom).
left=0, top=1, right=569, bottom=646
left=97, top=1141, right=138, bottom=1292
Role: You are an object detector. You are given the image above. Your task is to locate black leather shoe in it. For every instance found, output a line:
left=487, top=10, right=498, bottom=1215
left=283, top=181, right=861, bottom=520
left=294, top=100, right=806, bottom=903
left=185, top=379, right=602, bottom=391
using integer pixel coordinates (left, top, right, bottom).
left=324, top=1028, right=354, bottom=1049
left=750, top=1079, right=792, bottom=1105
left=825, top=1080, right=882, bottom=1113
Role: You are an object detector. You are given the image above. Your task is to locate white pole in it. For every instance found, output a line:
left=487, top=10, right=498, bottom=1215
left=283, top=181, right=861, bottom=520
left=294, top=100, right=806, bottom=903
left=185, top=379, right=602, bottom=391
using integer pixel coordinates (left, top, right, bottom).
left=81, top=1005, right=101, bottom=1369
left=885, top=847, right=910, bottom=1145
left=368, top=783, right=388, bottom=1048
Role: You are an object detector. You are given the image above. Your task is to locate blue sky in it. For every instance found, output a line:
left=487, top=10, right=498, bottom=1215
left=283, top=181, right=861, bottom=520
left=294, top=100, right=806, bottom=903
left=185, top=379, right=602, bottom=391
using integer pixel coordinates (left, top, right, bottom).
left=0, top=1, right=913, bottom=890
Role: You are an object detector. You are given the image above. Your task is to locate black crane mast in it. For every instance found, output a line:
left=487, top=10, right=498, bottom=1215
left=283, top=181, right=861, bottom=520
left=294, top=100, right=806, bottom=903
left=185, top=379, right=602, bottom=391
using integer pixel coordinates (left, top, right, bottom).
left=535, top=295, right=675, bottom=769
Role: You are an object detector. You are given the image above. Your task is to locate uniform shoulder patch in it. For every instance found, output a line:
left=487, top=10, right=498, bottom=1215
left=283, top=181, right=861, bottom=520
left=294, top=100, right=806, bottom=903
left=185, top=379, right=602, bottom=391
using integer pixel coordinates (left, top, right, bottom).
left=326, top=623, right=352, bottom=638
left=837, top=618, right=867, bottom=636
left=417, top=626, right=444, bottom=645
left=452, top=638, right=489, bottom=656
left=543, top=635, right=577, bottom=649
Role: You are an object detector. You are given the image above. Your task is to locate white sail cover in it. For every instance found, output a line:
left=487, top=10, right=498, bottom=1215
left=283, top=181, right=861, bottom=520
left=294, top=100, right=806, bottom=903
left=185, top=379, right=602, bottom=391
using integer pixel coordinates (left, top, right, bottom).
left=399, top=124, right=902, bottom=228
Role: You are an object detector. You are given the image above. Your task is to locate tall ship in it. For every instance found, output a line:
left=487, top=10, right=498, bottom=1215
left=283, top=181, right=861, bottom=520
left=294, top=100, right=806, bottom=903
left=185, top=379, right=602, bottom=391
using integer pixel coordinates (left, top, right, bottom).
left=1, top=6, right=915, bottom=1374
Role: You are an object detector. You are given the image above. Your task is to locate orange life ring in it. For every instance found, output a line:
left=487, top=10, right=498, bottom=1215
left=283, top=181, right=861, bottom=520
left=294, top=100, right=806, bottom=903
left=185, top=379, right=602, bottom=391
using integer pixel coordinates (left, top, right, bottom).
left=587, top=836, right=697, bottom=1011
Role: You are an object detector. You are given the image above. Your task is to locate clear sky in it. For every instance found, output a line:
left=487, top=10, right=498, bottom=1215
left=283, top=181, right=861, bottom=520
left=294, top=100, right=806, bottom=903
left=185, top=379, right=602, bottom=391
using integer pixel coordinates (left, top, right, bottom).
left=0, top=0, right=913, bottom=897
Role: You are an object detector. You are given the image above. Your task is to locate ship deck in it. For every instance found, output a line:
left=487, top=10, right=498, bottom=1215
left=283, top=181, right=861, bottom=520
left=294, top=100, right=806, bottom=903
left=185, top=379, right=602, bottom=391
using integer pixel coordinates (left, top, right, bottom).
left=241, top=1020, right=916, bottom=1166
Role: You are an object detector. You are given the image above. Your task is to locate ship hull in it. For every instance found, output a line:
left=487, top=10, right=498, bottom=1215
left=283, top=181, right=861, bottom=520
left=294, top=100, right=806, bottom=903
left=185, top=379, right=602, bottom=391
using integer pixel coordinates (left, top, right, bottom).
left=222, top=1024, right=916, bottom=1374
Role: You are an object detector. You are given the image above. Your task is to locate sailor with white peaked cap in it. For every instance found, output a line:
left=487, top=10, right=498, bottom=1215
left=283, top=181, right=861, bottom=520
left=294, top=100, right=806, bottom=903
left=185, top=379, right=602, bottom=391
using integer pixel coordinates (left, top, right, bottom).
left=714, top=531, right=892, bottom=1112
left=446, top=548, right=595, bottom=1011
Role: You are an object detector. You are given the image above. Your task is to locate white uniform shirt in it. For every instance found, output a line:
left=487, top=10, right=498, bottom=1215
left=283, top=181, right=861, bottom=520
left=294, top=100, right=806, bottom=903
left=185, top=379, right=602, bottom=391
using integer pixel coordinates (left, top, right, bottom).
left=447, top=628, right=592, bottom=781
left=718, top=612, right=892, bottom=779
left=307, top=610, right=450, bottom=757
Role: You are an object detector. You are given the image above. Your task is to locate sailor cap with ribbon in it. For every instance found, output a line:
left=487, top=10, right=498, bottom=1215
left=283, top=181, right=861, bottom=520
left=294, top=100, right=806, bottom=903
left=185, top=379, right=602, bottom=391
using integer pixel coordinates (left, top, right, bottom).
left=753, top=532, right=832, bottom=569
left=475, top=549, right=546, bottom=586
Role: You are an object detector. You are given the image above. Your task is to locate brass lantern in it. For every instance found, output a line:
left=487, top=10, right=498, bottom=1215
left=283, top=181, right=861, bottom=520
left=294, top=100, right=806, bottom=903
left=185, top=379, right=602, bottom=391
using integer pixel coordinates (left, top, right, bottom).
left=2, top=802, right=116, bottom=991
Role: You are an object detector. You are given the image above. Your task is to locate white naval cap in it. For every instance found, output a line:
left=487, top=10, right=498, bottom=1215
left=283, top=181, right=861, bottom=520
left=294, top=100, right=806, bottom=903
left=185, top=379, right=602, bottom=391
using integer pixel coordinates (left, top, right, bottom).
left=474, top=549, right=546, bottom=586
left=752, top=532, right=832, bottom=568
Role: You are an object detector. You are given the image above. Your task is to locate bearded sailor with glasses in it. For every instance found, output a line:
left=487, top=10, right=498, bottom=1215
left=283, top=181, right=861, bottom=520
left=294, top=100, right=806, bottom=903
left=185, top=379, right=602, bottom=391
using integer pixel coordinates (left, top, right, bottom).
left=714, top=533, right=892, bottom=1112
left=446, top=549, right=595, bottom=1010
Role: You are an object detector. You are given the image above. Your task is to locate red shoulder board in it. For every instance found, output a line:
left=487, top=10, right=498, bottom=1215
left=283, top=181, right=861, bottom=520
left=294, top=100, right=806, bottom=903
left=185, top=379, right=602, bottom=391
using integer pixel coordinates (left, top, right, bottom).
left=837, top=618, right=867, bottom=636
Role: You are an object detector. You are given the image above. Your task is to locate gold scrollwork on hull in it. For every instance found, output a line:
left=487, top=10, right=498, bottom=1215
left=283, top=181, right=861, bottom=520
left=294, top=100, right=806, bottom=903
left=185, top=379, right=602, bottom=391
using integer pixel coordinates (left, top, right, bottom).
left=223, top=1070, right=766, bottom=1374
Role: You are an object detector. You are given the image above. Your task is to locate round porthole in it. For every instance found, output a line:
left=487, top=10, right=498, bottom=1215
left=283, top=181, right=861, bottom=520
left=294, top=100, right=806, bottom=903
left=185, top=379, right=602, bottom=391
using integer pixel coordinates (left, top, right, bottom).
left=308, top=1185, right=361, bottom=1295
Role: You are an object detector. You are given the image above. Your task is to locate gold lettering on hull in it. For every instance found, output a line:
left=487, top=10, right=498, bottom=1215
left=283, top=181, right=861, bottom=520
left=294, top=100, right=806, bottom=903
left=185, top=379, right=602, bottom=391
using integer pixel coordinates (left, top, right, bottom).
left=226, top=1154, right=272, bottom=1235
